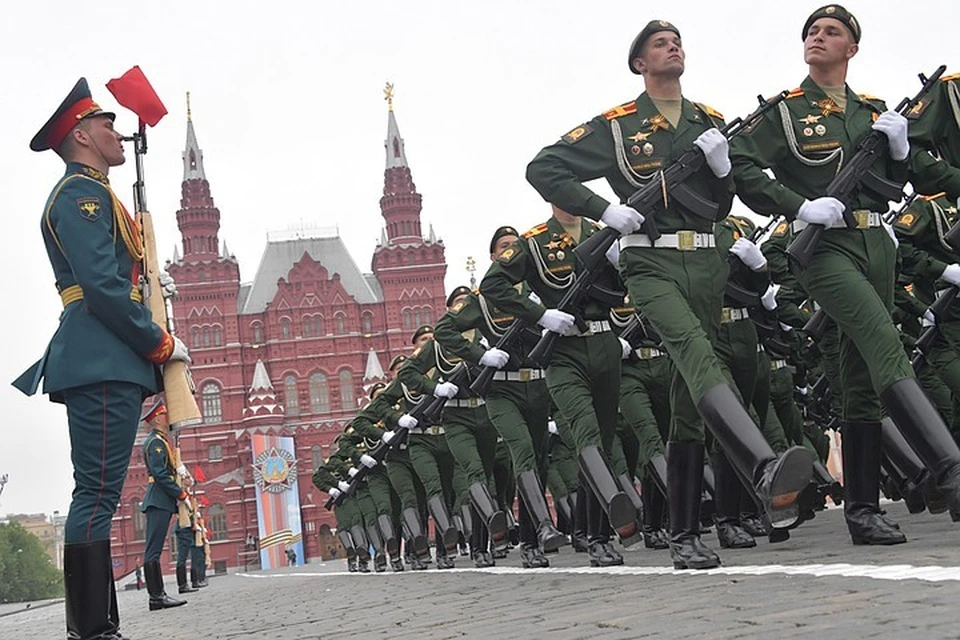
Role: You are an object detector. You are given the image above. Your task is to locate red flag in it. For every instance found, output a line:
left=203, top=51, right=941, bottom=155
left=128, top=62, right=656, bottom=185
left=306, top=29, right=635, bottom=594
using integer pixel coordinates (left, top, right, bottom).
left=193, top=464, right=207, bottom=483
left=105, top=66, right=168, bottom=127
left=199, top=495, right=210, bottom=507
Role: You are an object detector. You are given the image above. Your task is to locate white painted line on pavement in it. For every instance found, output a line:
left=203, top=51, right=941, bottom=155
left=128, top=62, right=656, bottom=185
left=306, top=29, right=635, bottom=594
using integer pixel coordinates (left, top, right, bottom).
left=237, top=562, right=960, bottom=584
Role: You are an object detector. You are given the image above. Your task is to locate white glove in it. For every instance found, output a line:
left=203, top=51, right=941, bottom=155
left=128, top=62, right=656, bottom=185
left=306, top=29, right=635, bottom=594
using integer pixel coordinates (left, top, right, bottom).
left=176, top=464, right=188, bottom=478
left=881, top=221, right=899, bottom=249
left=166, top=336, right=192, bottom=364
left=941, top=264, right=960, bottom=287
left=328, top=487, right=342, bottom=500
left=922, top=309, right=936, bottom=328
left=779, top=322, right=794, bottom=333
left=729, top=238, right=767, bottom=271
left=600, top=203, right=644, bottom=234
left=479, top=348, right=510, bottom=369
left=547, top=420, right=559, bottom=435
left=693, top=128, right=732, bottom=178
left=360, top=454, right=378, bottom=469
left=158, top=271, right=178, bottom=299
left=433, top=381, right=459, bottom=399
left=797, top=197, right=846, bottom=229
left=381, top=430, right=397, bottom=445
left=619, top=337, right=632, bottom=360
left=760, top=284, right=780, bottom=312
left=347, top=467, right=359, bottom=478
left=527, top=290, right=542, bottom=305
left=337, top=480, right=351, bottom=492
left=398, top=414, right=418, bottom=429
left=795, top=386, right=809, bottom=397
left=872, top=111, right=910, bottom=161
left=605, top=241, right=621, bottom=269
left=538, top=308, right=576, bottom=335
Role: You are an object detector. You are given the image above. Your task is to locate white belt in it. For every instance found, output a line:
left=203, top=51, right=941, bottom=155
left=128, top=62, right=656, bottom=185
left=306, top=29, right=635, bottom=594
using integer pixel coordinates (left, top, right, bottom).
left=771, top=359, right=788, bottom=371
left=447, top=398, right=486, bottom=408
left=791, top=211, right=881, bottom=233
left=620, top=231, right=716, bottom=251
left=492, top=368, right=545, bottom=382
left=634, top=346, right=666, bottom=360
left=721, top=307, right=750, bottom=324
left=409, top=425, right=445, bottom=435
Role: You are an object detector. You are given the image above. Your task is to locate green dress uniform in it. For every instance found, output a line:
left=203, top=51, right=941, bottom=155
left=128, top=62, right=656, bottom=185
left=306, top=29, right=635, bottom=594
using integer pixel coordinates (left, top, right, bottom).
left=729, top=69, right=958, bottom=543
left=907, top=72, right=960, bottom=200
left=141, top=430, right=184, bottom=563
left=312, top=449, right=373, bottom=572
left=434, top=288, right=567, bottom=562
left=524, top=80, right=811, bottom=570
left=338, top=426, right=396, bottom=572
left=480, top=215, right=637, bottom=566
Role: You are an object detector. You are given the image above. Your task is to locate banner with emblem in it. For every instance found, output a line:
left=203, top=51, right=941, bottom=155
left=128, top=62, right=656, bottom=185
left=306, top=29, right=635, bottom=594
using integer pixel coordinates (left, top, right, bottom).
left=251, top=434, right=304, bottom=570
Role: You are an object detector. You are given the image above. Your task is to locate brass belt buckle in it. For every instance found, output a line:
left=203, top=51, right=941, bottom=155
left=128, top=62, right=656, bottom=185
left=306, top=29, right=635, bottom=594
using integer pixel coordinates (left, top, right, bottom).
left=518, top=369, right=531, bottom=382
left=677, top=230, right=696, bottom=251
left=639, top=347, right=652, bottom=359
left=721, top=307, right=732, bottom=324
left=854, top=210, right=870, bottom=229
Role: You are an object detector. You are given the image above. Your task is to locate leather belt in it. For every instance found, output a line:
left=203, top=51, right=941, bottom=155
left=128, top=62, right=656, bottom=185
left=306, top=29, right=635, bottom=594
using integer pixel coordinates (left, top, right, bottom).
left=791, top=210, right=881, bottom=233
left=635, top=346, right=666, bottom=360
left=492, top=368, right=545, bottom=382
left=410, top=425, right=445, bottom=435
left=447, top=398, right=486, bottom=408
left=60, top=284, right=142, bottom=308
left=721, top=307, right=750, bottom=324
left=620, top=231, right=716, bottom=251
left=771, top=359, right=788, bottom=371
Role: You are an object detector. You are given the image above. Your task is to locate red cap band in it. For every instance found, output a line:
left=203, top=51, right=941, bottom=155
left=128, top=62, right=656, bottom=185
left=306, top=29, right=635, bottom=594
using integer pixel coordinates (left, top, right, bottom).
left=46, top=97, right=100, bottom=150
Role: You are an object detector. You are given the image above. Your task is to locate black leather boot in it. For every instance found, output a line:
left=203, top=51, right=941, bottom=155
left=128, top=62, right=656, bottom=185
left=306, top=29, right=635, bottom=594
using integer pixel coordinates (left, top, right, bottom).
left=843, top=421, right=907, bottom=545
left=570, top=487, right=589, bottom=552
left=177, top=565, right=197, bottom=594
left=697, top=384, right=813, bottom=529
left=615, top=473, right=646, bottom=550
left=145, top=561, right=186, bottom=611
left=641, top=475, right=669, bottom=549
left=350, top=524, right=372, bottom=571
left=667, top=442, right=721, bottom=570
left=812, top=459, right=844, bottom=506
left=554, top=491, right=573, bottom=533
left=427, top=495, right=461, bottom=554
left=516, top=470, right=568, bottom=553
left=586, top=489, right=623, bottom=567
left=65, top=540, right=126, bottom=640
left=579, top=446, right=637, bottom=542
left=882, top=377, right=960, bottom=521
left=337, top=529, right=357, bottom=571
left=401, top=507, right=431, bottom=559
left=471, top=507, right=496, bottom=567
left=711, top=451, right=756, bottom=549
left=377, top=514, right=401, bottom=559
left=880, top=415, right=947, bottom=514
left=468, top=482, right=509, bottom=551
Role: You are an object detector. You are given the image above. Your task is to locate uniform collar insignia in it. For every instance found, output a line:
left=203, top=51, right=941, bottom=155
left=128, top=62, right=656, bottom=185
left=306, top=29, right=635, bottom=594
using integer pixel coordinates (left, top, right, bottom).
left=798, top=114, right=823, bottom=125
left=79, top=165, right=109, bottom=184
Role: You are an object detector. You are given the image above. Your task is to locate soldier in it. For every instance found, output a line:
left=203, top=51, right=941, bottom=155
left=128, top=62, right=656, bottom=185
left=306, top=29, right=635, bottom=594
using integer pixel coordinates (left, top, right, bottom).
left=139, top=397, right=188, bottom=610
left=12, top=77, right=190, bottom=639
left=730, top=4, right=960, bottom=544
left=524, top=22, right=813, bottom=570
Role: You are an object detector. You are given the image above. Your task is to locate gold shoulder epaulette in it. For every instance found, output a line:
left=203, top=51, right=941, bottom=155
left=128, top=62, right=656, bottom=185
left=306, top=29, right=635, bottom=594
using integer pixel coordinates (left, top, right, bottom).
left=921, top=191, right=948, bottom=202
left=858, top=93, right=882, bottom=102
left=941, top=73, right=960, bottom=83
left=603, top=101, right=638, bottom=120
left=522, top=223, right=549, bottom=239
left=697, top=103, right=724, bottom=120
left=785, top=88, right=804, bottom=99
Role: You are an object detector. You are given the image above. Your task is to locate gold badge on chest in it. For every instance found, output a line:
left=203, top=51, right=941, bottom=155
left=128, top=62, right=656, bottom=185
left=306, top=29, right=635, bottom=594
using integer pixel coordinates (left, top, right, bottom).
left=814, top=98, right=843, bottom=117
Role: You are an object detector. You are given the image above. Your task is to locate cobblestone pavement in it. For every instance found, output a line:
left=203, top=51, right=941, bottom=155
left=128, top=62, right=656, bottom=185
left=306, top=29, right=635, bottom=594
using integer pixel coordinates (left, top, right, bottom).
left=6, top=502, right=960, bottom=639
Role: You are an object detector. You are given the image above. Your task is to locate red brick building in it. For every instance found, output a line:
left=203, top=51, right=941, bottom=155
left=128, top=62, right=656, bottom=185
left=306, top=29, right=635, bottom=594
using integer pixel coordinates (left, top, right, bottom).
left=110, top=98, right=447, bottom=575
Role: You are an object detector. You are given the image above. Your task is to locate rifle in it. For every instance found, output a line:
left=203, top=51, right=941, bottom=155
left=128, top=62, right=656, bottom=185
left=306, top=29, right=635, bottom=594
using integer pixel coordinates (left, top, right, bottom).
left=469, top=319, right=540, bottom=397
left=911, top=287, right=959, bottom=372
left=802, top=194, right=920, bottom=340
left=528, top=93, right=790, bottom=366
left=786, top=65, right=946, bottom=269
left=725, top=215, right=783, bottom=308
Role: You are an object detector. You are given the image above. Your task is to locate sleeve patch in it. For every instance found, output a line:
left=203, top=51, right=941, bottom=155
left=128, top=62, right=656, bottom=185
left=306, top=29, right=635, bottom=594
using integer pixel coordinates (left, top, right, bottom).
left=562, top=123, right=594, bottom=144
left=451, top=300, right=466, bottom=313
left=895, top=212, right=916, bottom=229
left=498, top=247, right=518, bottom=263
left=77, top=197, right=102, bottom=221
left=906, top=99, right=931, bottom=120
left=772, top=222, right=789, bottom=237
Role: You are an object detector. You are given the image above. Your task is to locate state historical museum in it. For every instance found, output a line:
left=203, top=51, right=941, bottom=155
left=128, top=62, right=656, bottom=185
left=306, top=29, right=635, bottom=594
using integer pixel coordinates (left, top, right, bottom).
left=110, top=97, right=448, bottom=576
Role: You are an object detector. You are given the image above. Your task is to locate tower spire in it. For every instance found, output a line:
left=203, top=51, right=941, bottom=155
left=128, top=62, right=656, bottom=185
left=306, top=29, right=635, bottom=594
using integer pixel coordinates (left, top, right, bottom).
left=177, top=98, right=220, bottom=260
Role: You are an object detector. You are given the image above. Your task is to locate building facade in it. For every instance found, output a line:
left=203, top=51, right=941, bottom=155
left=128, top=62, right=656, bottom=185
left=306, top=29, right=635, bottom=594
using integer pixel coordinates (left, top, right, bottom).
left=110, top=97, right=447, bottom=576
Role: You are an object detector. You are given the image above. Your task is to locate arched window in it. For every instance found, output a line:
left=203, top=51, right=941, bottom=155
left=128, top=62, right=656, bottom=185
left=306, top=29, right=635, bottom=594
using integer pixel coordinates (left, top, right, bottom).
left=284, top=376, right=299, bottom=416
left=213, top=326, right=222, bottom=347
left=132, top=500, right=146, bottom=541
left=252, top=322, right=264, bottom=344
left=314, top=316, right=324, bottom=336
left=361, top=313, right=373, bottom=334
left=413, top=308, right=422, bottom=328
left=339, top=370, right=354, bottom=408
left=309, top=373, right=330, bottom=414
left=335, top=314, right=345, bottom=335
left=302, top=315, right=313, bottom=338
left=207, top=504, right=227, bottom=541
left=312, top=445, right=323, bottom=471
left=191, top=326, right=200, bottom=349
left=281, top=317, right=291, bottom=339
left=201, top=383, right=222, bottom=423
left=202, top=326, right=211, bottom=347
left=402, top=309, right=412, bottom=331
left=422, top=306, right=433, bottom=325
left=198, top=269, right=207, bottom=282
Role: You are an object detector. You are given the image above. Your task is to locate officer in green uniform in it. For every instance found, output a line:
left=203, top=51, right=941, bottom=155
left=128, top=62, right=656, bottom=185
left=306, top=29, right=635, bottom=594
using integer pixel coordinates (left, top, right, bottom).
left=312, top=448, right=372, bottom=573
left=434, top=227, right=567, bottom=568
left=12, top=78, right=191, bottom=640
left=480, top=205, right=637, bottom=567
left=730, top=4, right=960, bottom=544
left=544, top=418, right=583, bottom=543
left=908, top=71, right=960, bottom=200
left=139, top=398, right=188, bottom=611
left=524, top=22, right=812, bottom=570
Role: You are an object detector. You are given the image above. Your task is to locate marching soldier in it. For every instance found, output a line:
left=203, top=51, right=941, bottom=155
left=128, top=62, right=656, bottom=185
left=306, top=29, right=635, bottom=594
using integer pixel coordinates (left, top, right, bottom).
left=730, top=4, right=960, bottom=543
left=139, top=397, right=188, bottom=610
left=13, top=77, right=190, bottom=639
left=524, top=22, right=813, bottom=570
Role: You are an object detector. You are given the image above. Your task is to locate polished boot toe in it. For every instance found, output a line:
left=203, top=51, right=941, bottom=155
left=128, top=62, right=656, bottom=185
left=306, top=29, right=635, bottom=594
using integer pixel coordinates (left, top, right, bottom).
left=390, top=557, right=405, bottom=572
left=755, top=447, right=815, bottom=529
left=670, top=534, right=721, bottom=570
left=716, top=521, right=756, bottom=549
left=588, top=541, right=623, bottom=567
left=846, top=505, right=907, bottom=545
left=520, top=546, right=550, bottom=569
left=643, top=528, right=670, bottom=550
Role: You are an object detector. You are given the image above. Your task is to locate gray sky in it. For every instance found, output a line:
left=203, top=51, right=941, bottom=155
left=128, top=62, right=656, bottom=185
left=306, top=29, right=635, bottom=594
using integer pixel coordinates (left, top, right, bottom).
left=0, top=0, right=954, bottom=517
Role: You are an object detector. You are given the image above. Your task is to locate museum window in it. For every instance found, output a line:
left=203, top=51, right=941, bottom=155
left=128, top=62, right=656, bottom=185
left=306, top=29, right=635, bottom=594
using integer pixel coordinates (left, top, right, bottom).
left=132, top=500, right=146, bottom=541
left=201, top=383, right=222, bottom=423
left=207, top=504, right=227, bottom=541
left=312, top=445, right=323, bottom=471
left=208, top=444, right=223, bottom=461
left=284, top=376, right=300, bottom=416
left=339, top=370, right=354, bottom=408
left=252, top=322, right=264, bottom=344
left=281, top=317, right=291, bottom=339
left=309, top=373, right=330, bottom=414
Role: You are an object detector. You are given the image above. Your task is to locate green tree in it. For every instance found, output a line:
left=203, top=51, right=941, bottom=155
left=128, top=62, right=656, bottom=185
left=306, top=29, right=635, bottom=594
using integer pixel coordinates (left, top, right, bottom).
left=0, top=521, right=63, bottom=603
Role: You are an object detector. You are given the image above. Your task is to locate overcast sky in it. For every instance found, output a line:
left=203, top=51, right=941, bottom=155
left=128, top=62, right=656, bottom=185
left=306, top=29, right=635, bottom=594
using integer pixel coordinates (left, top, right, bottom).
left=0, top=0, right=954, bottom=517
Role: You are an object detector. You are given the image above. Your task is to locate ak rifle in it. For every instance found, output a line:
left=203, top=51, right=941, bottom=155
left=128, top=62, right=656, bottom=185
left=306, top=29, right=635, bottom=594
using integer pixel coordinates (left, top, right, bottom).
left=724, top=214, right=783, bottom=309
left=469, top=320, right=540, bottom=397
